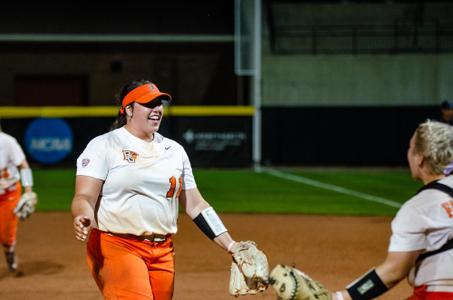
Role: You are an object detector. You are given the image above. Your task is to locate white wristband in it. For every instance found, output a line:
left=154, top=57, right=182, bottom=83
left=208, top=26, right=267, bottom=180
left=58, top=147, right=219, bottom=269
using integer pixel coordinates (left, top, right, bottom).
left=227, top=241, right=236, bottom=253
left=335, top=291, right=345, bottom=300
left=201, top=207, right=228, bottom=236
left=20, top=168, right=33, bottom=187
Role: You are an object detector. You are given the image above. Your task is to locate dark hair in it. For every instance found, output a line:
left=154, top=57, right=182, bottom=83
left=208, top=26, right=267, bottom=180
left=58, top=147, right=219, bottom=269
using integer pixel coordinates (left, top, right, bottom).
left=110, top=79, right=152, bottom=130
left=441, top=100, right=453, bottom=110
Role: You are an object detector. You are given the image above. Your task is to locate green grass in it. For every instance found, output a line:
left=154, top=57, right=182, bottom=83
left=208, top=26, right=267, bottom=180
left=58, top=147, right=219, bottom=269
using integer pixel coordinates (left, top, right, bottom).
left=194, top=168, right=420, bottom=216
left=33, top=167, right=421, bottom=216
left=34, top=169, right=75, bottom=211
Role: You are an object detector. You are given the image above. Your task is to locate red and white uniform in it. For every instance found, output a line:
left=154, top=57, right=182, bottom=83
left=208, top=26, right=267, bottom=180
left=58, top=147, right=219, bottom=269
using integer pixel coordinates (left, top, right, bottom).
left=389, top=176, right=453, bottom=292
left=0, top=132, right=25, bottom=249
left=0, top=132, right=25, bottom=195
left=76, top=127, right=196, bottom=236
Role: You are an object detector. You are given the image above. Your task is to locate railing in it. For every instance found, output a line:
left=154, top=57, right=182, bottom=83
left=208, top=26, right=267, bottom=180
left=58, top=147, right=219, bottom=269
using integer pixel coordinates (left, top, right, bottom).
left=270, top=20, right=453, bottom=54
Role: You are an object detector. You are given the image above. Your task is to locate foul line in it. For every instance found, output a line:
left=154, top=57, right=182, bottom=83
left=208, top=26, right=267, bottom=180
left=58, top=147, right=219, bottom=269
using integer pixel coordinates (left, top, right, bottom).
left=263, top=168, right=401, bottom=208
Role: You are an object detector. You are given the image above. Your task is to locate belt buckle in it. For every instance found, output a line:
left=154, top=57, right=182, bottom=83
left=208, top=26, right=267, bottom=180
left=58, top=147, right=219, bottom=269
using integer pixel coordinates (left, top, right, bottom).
left=153, top=236, right=166, bottom=242
left=144, top=234, right=166, bottom=242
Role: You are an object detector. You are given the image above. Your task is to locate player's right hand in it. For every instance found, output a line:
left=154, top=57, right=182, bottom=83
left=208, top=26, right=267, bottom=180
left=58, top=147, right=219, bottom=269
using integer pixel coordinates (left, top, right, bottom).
left=73, top=216, right=92, bottom=242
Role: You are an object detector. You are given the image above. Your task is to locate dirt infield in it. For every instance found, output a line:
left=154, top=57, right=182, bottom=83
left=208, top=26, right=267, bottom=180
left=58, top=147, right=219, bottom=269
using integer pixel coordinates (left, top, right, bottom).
left=0, top=212, right=411, bottom=300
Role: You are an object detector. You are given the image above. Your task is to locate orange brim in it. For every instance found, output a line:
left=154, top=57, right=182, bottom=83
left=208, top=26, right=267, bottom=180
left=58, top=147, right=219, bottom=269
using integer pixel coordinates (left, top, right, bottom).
left=120, top=83, right=172, bottom=113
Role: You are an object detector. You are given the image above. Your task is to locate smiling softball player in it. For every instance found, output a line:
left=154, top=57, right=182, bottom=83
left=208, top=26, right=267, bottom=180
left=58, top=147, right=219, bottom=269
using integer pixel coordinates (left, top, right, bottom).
left=71, top=79, right=268, bottom=300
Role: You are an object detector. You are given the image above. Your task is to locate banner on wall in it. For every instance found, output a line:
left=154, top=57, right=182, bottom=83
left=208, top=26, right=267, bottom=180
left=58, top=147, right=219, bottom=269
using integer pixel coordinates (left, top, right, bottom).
left=6, top=115, right=252, bottom=168
left=24, top=118, right=74, bottom=165
left=172, top=116, right=252, bottom=167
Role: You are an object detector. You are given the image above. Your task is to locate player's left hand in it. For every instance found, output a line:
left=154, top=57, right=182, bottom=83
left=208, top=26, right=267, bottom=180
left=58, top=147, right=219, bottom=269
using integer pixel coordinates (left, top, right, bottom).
left=14, top=191, right=38, bottom=220
left=229, top=240, right=269, bottom=296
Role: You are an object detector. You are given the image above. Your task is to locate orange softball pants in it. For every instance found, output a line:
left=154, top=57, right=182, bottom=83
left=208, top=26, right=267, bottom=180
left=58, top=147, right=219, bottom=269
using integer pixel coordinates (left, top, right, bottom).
left=407, top=285, right=453, bottom=300
left=0, top=183, right=21, bottom=249
left=87, top=229, right=175, bottom=300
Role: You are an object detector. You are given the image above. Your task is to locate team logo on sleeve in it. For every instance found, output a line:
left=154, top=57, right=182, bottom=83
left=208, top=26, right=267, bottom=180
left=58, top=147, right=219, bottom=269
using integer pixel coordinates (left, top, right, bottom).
left=122, top=150, right=139, bottom=163
left=81, top=158, right=90, bottom=167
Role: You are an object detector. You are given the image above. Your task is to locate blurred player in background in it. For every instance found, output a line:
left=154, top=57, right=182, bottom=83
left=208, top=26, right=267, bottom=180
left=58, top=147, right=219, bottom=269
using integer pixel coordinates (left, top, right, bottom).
left=71, top=79, right=267, bottom=300
left=0, top=126, right=36, bottom=275
left=439, top=100, right=453, bottom=126
left=332, top=120, right=453, bottom=300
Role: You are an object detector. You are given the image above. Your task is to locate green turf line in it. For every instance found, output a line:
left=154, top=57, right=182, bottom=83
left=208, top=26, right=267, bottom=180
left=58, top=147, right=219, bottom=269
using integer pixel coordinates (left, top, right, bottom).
left=264, top=168, right=401, bottom=208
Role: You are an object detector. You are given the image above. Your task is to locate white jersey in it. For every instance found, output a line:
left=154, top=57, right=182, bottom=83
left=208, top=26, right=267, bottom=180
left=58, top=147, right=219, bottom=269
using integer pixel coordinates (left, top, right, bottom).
left=389, top=176, right=453, bottom=290
left=0, top=132, right=25, bottom=193
left=76, top=127, right=197, bottom=236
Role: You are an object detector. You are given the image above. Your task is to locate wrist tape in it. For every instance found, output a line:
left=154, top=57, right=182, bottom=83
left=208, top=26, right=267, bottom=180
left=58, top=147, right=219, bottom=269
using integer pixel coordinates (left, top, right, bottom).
left=335, top=292, right=345, bottom=300
left=20, top=168, right=33, bottom=187
left=346, top=269, right=388, bottom=300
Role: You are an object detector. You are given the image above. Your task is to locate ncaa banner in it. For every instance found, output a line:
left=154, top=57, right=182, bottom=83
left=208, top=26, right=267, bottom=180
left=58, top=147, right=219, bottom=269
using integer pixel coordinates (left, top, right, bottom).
left=24, top=118, right=73, bottom=165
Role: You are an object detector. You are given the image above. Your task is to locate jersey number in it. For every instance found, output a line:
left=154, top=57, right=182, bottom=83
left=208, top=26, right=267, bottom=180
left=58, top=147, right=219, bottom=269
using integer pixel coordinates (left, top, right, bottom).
left=441, top=201, right=453, bottom=218
left=1, top=168, right=10, bottom=179
left=166, top=176, right=182, bottom=198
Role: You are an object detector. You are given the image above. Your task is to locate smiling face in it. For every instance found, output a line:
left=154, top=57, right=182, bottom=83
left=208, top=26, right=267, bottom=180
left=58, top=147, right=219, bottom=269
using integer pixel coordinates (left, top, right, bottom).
left=125, top=100, right=164, bottom=141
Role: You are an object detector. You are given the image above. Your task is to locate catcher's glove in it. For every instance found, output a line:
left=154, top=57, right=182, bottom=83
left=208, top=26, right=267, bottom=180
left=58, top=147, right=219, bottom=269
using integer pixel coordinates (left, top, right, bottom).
left=14, top=191, right=38, bottom=220
left=269, top=264, right=332, bottom=300
left=229, top=240, right=269, bottom=297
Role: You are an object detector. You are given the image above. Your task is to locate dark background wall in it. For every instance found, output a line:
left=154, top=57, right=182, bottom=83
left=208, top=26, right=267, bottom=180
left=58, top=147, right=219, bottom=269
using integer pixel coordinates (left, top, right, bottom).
left=0, top=3, right=234, bottom=35
left=1, top=1, right=451, bottom=168
left=0, top=2, right=247, bottom=107
left=262, top=106, right=440, bottom=166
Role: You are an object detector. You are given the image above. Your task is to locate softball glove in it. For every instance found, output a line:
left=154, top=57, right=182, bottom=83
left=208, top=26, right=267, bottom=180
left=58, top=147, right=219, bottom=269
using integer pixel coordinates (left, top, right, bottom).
left=14, top=191, right=38, bottom=220
left=229, top=240, right=269, bottom=296
left=269, top=264, right=332, bottom=300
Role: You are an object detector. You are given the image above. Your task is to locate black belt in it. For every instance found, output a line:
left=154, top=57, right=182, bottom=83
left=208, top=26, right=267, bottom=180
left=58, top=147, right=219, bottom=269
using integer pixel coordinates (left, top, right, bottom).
left=108, top=232, right=171, bottom=242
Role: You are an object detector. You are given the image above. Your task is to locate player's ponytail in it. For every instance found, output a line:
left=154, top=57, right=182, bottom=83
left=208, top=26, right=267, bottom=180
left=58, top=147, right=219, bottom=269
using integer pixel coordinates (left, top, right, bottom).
left=110, top=79, right=152, bottom=130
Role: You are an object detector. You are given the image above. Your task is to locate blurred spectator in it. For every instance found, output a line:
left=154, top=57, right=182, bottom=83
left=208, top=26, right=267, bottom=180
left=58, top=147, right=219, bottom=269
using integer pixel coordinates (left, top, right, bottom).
left=440, top=100, right=453, bottom=175
left=440, top=100, right=453, bottom=125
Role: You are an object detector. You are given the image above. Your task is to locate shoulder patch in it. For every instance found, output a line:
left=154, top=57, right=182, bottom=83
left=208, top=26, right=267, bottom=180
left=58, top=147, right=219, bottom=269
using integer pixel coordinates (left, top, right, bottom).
left=81, top=158, right=90, bottom=167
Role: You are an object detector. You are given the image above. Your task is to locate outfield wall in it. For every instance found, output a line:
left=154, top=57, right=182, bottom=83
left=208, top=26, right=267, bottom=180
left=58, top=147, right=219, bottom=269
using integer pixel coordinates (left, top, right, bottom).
left=0, top=106, right=252, bottom=168
left=261, top=105, right=439, bottom=167
left=0, top=105, right=439, bottom=168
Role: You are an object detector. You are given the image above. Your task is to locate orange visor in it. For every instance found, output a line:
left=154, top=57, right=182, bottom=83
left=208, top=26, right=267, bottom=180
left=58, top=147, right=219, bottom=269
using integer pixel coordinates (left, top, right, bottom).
left=120, top=83, right=172, bottom=114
